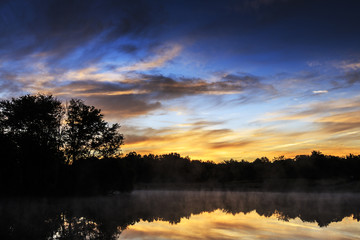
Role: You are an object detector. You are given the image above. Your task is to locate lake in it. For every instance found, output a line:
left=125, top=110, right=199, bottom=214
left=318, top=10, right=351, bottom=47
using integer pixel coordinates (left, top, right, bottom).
left=1, top=191, right=360, bottom=239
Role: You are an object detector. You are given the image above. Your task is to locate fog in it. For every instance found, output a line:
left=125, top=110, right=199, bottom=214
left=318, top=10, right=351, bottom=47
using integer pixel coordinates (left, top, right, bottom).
left=1, top=191, right=360, bottom=239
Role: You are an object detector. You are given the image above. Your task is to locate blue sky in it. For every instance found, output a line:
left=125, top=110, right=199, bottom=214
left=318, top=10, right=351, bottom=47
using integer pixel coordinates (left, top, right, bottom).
left=1, top=0, right=360, bottom=161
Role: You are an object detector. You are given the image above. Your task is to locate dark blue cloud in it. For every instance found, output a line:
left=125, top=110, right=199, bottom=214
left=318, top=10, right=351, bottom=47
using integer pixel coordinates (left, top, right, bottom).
left=1, top=0, right=360, bottom=98
left=1, top=0, right=360, bottom=68
left=176, top=0, right=360, bottom=62
left=0, top=0, right=165, bottom=68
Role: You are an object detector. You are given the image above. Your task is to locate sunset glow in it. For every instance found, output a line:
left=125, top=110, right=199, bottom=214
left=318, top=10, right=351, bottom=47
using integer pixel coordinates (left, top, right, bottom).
left=1, top=0, right=360, bottom=161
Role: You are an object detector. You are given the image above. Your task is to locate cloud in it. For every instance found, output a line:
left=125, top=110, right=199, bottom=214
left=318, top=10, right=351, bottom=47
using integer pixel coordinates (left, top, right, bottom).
left=312, top=90, right=328, bottom=94
left=260, top=70, right=332, bottom=101
left=0, top=0, right=165, bottom=66
left=209, top=140, right=253, bottom=150
left=84, top=94, right=162, bottom=119
left=177, top=120, right=226, bottom=130
left=0, top=72, right=24, bottom=98
left=343, top=70, right=360, bottom=85
left=339, top=61, right=360, bottom=70
left=118, top=44, right=139, bottom=54
left=13, top=68, right=274, bottom=118
left=331, top=61, right=360, bottom=87
left=0, top=42, right=277, bottom=118
left=121, top=126, right=172, bottom=145
left=120, top=121, right=250, bottom=161
left=115, top=94, right=360, bottom=161
left=116, top=44, right=182, bottom=72
left=1, top=0, right=360, bottom=162
left=246, top=97, right=360, bottom=157
left=124, top=134, right=150, bottom=145
left=264, top=97, right=360, bottom=122
left=136, top=73, right=275, bottom=100
left=315, top=111, right=360, bottom=134
left=50, top=80, right=134, bottom=96
left=120, top=121, right=307, bottom=162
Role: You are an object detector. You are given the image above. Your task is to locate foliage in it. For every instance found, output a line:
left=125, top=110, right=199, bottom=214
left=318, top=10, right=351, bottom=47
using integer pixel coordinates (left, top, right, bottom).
left=0, top=94, right=126, bottom=195
left=0, top=94, right=64, bottom=194
left=63, top=99, right=123, bottom=163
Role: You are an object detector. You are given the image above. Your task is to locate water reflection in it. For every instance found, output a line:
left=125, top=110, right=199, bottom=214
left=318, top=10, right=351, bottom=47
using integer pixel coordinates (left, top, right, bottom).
left=122, top=210, right=360, bottom=240
left=1, top=191, right=360, bottom=239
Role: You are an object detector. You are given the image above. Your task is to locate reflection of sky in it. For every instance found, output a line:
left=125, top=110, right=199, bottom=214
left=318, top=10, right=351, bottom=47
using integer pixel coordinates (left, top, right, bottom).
left=1, top=0, right=360, bottom=160
left=120, top=210, right=360, bottom=240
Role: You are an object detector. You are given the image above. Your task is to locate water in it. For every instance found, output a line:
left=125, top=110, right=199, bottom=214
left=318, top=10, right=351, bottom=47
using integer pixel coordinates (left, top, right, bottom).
left=1, top=191, right=360, bottom=239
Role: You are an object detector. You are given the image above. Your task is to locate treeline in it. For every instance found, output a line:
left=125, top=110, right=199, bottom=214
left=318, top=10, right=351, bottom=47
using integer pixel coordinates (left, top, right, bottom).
left=1, top=94, right=360, bottom=196
left=122, top=151, right=360, bottom=191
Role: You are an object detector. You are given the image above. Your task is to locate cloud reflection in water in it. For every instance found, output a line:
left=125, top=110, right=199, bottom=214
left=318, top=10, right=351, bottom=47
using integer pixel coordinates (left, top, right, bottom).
left=1, top=191, right=360, bottom=239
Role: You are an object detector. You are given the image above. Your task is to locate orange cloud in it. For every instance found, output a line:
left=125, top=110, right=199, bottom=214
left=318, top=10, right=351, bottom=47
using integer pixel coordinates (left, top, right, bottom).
left=120, top=97, right=360, bottom=162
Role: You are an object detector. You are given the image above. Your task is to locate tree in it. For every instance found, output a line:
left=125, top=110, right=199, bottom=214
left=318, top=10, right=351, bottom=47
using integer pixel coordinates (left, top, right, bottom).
left=0, top=94, right=64, bottom=149
left=0, top=94, right=126, bottom=195
left=0, top=94, right=64, bottom=193
left=99, top=123, right=124, bottom=158
left=63, top=99, right=123, bottom=163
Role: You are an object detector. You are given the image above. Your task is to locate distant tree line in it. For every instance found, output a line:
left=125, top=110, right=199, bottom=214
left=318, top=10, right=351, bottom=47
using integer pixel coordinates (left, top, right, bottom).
left=121, top=151, right=360, bottom=191
left=0, top=94, right=359, bottom=196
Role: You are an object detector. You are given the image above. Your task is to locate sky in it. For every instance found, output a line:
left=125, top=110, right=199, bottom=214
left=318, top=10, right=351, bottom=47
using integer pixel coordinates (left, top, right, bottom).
left=0, top=0, right=360, bottom=161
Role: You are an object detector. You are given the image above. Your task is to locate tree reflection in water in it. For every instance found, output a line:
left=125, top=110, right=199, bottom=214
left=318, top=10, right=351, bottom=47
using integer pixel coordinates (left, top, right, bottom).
left=0, top=191, right=360, bottom=239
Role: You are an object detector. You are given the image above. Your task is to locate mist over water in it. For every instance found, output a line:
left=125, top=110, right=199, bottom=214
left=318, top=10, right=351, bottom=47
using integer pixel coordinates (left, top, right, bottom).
left=1, top=191, right=360, bottom=239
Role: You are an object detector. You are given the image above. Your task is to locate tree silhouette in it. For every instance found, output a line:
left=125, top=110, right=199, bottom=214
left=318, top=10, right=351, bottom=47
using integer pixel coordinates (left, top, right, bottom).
left=63, top=99, right=123, bottom=164
left=0, top=94, right=63, bottom=150
left=0, top=95, right=127, bottom=195
left=0, top=94, right=64, bottom=194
